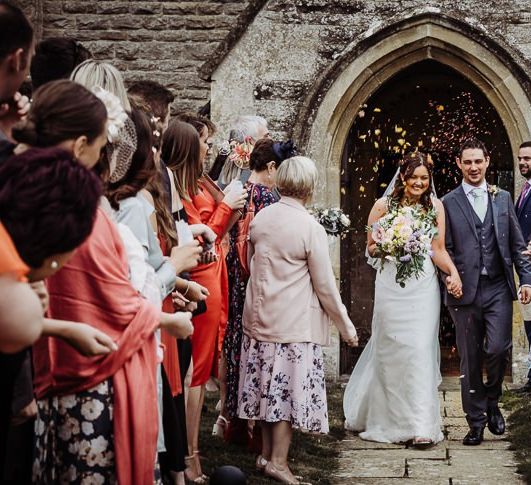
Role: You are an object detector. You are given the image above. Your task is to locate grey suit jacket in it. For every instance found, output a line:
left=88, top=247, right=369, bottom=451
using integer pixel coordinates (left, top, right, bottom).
left=442, top=185, right=531, bottom=306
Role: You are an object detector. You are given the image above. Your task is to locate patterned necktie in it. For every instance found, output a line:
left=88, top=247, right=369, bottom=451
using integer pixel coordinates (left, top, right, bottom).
left=471, top=188, right=487, bottom=222
left=519, top=183, right=530, bottom=209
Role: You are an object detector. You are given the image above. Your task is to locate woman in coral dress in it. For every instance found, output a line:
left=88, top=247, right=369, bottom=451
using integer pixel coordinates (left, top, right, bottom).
left=162, top=118, right=246, bottom=482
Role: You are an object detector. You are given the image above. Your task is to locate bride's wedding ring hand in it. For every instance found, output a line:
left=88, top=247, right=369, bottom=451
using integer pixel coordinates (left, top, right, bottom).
left=446, top=274, right=463, bottom=299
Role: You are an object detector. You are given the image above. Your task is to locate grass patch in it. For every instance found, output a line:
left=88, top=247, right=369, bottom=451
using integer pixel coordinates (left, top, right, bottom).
left=504, top=390, right=531, bottom=483
left=198, top=383, right=346, bottom=483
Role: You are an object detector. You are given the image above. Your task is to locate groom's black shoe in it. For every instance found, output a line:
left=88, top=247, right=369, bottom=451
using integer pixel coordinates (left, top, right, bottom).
left=487, top=405, right=505, bottom=435
left=515, top=379, right=531, bottom=393
left=462, top=426, right=484, bottom=446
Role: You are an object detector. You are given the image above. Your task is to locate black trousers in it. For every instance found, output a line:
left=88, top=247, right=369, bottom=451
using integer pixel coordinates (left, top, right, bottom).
left=448, top=275, right=512, bottom=427
left=159, top=337, right=192, bottom=475
left=524, top=320, right=531, bottom=379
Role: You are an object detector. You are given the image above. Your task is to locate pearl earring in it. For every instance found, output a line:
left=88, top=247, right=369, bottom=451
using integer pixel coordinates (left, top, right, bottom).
left=50, top=261, right=59, bottom=269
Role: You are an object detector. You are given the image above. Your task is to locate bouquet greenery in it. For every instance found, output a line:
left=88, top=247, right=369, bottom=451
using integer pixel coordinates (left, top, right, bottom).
left=370, top=201, right=437, bottom=287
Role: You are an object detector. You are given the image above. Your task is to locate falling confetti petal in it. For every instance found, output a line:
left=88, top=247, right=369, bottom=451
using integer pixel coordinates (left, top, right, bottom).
left=436, top=104, right=445, bottom=111
left=373, top=107, right=381, bottom=113
left=359, top=185, right=365, bottom=193
left=397, top=139, right=405, bottom=146
left=374, top=129, right=381, bottom=136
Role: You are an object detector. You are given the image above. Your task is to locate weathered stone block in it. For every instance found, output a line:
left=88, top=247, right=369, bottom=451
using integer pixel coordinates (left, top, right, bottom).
left=162, top=2, right=199, bottom=15
left=76, top=16, right=111, bottom=30
left=254, top=80, right=309, bottom=101
left=96, top=3, right=130, bottom=15
left=44, top=14, right=75, bottom=30
left=130, top=3, right=162, bottom=15
left=62, top=2, right=97, bottom=14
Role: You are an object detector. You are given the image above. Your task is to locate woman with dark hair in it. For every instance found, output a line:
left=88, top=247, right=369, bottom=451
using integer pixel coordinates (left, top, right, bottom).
left=344, top=151, right=462, bottom=447
left=30, top=37, right=92, bottom=90
left=11, top=80, right=193, bottom=484
left=13, top=79, right=108, bottom=169
left=108, top=109, right=202, bottom=289
left=107, top=108, right=202, bottom=485
left=1, top=147, right=101, bottom=279
left=0, top=147, right=117, bottom=483
left=216, top=138, right=296, bottom=445
left=162, top=118, right=246, bottom=483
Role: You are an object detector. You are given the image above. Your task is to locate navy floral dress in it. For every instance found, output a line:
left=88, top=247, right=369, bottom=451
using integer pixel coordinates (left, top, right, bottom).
left=223, top=183, right=278, bottom=418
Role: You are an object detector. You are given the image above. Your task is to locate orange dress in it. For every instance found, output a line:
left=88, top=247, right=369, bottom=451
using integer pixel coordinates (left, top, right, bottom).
left=182, top=184, right=233, bottom=386
left=0, top=222, right=29, bottom=281
left=159, top=235, right=182, bottom=396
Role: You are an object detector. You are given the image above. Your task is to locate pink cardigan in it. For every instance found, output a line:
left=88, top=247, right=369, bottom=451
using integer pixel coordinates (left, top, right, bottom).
left=242, top=197, right=357, bottom=345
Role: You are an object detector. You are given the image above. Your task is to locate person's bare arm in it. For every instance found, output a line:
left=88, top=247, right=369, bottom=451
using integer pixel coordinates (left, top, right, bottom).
left=0, top=276, right=43, bottom=353
left=42, top=319, right=118, bottom=356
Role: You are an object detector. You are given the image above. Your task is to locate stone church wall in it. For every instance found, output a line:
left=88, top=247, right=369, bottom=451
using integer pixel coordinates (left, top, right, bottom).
left=210, top=0, right=531, bottom=139
left=14, top=0, right=254, bottom=113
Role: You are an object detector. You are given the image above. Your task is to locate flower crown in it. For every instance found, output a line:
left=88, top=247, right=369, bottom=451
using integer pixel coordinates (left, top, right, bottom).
left=91, top=86, right=128, bottom=142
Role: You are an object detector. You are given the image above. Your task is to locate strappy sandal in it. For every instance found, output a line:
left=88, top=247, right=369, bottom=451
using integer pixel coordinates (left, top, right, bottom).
left=412, top=437, right=434, bottom=449
left=264, top=461, right=300, bottom=484
left=256, top=454, right=268, bottom=472
left=184, top=454, right=207, bottom=484
left=212, top=415, right=229, bottom=438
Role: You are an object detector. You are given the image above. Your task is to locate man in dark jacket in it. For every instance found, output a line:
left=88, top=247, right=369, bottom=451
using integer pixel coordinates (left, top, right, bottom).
left=515, top=141, right=531, bottom=392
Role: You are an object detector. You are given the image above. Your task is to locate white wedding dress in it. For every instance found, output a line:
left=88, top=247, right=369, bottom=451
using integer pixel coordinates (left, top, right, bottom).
left=343, top=255, right=444, bottom=443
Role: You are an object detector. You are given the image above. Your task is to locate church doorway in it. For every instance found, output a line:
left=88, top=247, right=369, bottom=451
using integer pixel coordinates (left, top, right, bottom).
left=339, top=59, right=513, bottom=376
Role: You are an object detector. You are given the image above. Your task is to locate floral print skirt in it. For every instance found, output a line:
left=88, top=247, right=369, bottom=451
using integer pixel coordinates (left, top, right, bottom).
left=33, top=379, right=117, bottom=484
left=237, top=335, right=329, bottom=433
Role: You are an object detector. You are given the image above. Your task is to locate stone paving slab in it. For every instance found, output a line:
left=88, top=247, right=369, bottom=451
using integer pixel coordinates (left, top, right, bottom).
left=407, top=457, right=451, bottom=479
left=447, top=440, right=512, bottom=450
left=333, top=383, right=523, bottom=483
left=333, top=480, right=449, bottom=485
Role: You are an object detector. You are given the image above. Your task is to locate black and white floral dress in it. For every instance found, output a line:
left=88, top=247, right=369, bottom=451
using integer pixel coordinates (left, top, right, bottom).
left=33, top=379, right=117, bottom=484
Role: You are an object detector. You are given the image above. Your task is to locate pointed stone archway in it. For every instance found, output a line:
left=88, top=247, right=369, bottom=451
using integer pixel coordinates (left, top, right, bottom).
left=296, top=13, right=531, bottom=379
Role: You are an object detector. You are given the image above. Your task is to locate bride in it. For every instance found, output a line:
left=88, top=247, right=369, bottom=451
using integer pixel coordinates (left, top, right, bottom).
left=343, top=152, right=462, bottom=446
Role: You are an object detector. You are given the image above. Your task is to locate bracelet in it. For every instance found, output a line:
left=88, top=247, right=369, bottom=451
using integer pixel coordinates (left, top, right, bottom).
left=183, top=281, right=191, bottom=297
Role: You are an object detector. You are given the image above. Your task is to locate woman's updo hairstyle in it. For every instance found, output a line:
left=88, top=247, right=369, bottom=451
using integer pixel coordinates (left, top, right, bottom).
left=390, top=151, right=434, bottom=211
left=249, top=139, right=297, bottom=172
left=12, top=79, right=107, bottom=148
left=106, top=108, right=156, bottom=210
left=0, top=147, right=102, bottom=268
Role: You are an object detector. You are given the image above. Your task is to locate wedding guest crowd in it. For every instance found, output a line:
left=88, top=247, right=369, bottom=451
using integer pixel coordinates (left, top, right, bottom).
left=0, top=2, right=358, bottom=484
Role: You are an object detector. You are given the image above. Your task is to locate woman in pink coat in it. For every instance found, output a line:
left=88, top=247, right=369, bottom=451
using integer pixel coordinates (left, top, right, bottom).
left=237, top=156, right=359, bottom=484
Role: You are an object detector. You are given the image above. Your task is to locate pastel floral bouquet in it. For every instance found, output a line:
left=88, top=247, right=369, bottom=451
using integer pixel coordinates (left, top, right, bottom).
left=310, top=207, right=351, bottom=236
left=370, top=202, right=438, bottom=287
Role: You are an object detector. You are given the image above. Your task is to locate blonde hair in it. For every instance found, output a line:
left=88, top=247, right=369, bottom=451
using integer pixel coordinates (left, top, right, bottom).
left=276, top=156, right=318, bottom=200
left=71, top=60, right=131, bottom=112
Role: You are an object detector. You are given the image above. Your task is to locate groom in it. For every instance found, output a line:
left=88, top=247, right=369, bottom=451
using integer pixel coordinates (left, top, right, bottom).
left=443, top=138, right=531, bottom=445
